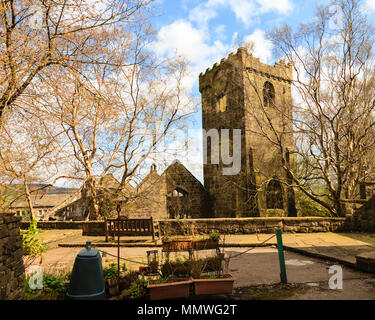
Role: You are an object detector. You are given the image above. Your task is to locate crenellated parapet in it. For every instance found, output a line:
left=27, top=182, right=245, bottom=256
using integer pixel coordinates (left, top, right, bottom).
left=199, top=47, right=292, bottom=93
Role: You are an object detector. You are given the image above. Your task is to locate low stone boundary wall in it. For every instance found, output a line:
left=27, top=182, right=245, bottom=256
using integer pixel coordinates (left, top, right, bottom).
left=21, top=221, right=104, bottom=236
left=20, top=221, right=84, bottom=230
left=19, top=217, right=348, bottom=237
left=158, top=217, right=347, bottom=236
left=81, top=222, right=105, bottom=236
left=0, top=213, right=25, bottom=300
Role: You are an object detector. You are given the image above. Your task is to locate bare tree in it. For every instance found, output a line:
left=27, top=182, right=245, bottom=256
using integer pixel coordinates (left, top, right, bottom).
left=0, top=104, right=64, bottom=219
left=0, top=0, right=152, bottom=127
left=243, top=0, right=375, bottom=217
left=35, top=29, right=193, bottom=220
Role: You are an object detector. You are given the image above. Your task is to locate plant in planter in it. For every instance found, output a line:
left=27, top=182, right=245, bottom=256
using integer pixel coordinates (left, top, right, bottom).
left=190, top=252, right=234, bottom=296
left=203, top=253, right=225, bottom=272
left=161, top=256, right=191, bottom=278
left=162, top=236, right=193, bottom=251
left=147, top=276, right=192, bottom=300
left=120, top=278, right=148, bottom=300
left=192, top=232, right=220, bottom=250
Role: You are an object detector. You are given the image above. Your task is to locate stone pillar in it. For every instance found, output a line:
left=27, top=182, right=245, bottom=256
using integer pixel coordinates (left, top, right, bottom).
left=0, top=213, right=25, bottom=300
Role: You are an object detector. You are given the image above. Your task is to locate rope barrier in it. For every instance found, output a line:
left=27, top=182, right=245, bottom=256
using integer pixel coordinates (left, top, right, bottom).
left=95, top=248, right=148, bottom=266
left=227, top=234, right=276, bottom=259
left=94, top=233, right=277, bottom=269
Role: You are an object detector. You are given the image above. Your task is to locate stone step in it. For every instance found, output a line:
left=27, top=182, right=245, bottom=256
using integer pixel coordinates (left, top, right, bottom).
left=355, top=251, right=375, bottom=273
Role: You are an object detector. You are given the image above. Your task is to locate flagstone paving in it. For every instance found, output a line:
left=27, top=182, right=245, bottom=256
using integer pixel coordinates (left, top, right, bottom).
left=37, top=230, right=375, bottom=268
left=29, top=230, right=375, bottom=299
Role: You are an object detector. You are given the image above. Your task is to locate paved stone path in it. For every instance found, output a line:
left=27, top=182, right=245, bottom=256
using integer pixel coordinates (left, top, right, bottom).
left=30, top=231, right=375, bottom=299
left=39, top=231, right=375, bottom=267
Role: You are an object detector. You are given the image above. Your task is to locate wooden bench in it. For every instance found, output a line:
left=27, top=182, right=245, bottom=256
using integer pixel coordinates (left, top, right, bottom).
left=104, top=216, right=155, bottom=242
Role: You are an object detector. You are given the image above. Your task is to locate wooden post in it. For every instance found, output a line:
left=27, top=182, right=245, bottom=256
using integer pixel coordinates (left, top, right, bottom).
left=116, top=204, right=121, bottom=294
left=150, top=216, right=155, bottom=241
left=104, top=216, right=108, bottom=242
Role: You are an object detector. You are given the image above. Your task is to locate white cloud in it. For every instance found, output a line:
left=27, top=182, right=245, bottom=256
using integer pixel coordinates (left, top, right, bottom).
left=214, top=24, right=226, bottom=37
left=187, top=0, right=294, bottom=29
left=364, top=0, right=375, bottom=11
left=151, top=0, right=294, bottom=179
left=227, top=0, right=257, bottom=28
left=244, top=29, right=273, bottom=64
left=153, top=19, right=229, bottom=92
left=189, top=5, right=218, bottom=27
left=257, top=0, right=294, bottom=15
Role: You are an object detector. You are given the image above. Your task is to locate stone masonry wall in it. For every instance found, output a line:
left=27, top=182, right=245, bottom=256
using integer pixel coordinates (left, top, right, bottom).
left=0, top=213, right=25, bottom=300
left=17, top=217, right=348, bottom=237
left=346, top=194, right=375, bottom=232
left=158, top=217, right=347, bottom=236
left=199, top=47, right=297, bottom=218
left=21, top=221, right=84, bottom=230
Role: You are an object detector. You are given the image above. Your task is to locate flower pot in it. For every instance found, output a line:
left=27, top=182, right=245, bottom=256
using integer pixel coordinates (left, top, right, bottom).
left=192, top=275, right=234, bottom=295
left=147, top=278, right=192, bottom=300
left=193, top=238, right=219, bottom=250
left=162, top=237, right=193, bottom=251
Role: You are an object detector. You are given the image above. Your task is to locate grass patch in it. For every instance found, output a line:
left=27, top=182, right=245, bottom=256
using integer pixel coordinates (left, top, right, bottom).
left=243, top=283, right=306, bottom=300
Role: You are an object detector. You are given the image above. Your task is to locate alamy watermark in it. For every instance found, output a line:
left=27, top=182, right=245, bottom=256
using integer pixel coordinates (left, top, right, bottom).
left=140, top=128, right=243, bottom=177
left=27, top=265, right=43, bottom=290
left=328, top=265, right=343, bottom=290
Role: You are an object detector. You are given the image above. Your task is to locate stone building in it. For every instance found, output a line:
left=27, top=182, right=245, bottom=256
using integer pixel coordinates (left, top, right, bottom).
left=9, top=186, right=77, bottom=221
left=47, top=161, right=208, bottom=221
left=199, top=47, right=297, bottom=218
left=127, top=161, right=209, bottom=219
left=51, top=174, right=134, bottom=221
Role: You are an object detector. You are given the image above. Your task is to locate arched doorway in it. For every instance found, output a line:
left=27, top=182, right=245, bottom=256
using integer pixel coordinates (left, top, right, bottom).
left=266, top=179, right=283, bottom=209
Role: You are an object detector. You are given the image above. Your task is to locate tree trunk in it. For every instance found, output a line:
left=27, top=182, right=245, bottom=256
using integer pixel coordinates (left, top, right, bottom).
left=81, top=177, right=99, bottom=220
left=333, top=194, right=346, bottom=217
left=23, top=177, right=35, bottom=220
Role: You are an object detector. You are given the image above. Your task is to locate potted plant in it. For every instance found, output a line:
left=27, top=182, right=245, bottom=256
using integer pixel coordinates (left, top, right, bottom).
left=162, top=236, right=193, bottom=251
left=160, top=257, right=191, bottom=278
left=147, top=277, right=192, bottom=300
left=192, top=274, right=235, bottom=295
left=190, top=252, right=234, bottom=296
left=192, top=232, right=220, bottom=250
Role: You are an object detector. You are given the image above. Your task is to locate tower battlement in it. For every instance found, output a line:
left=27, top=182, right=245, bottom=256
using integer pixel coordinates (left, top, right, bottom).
left=199, top=47, right=292, bottom=93
left=199, top=46, right=296, bottom=218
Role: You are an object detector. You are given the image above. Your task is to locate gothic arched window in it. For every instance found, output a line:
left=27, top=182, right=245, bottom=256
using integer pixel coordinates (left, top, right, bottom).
left=263, top=81, right=275, bottom=107
left=167, top=187, right=190, bottom=219
left=266, top=179, right=283, bottom=209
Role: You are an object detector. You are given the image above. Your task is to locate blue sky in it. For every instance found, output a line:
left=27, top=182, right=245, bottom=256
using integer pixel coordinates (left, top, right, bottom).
left=142, top=0, right=375, bottom=183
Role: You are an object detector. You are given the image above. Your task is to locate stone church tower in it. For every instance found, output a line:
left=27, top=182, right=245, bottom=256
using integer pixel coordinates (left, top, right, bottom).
left=199, top=47, right=297, bottom=218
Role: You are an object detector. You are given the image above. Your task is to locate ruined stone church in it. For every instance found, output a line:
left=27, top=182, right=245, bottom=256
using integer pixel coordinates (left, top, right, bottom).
left=31, top=47, right=298, bottom=221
